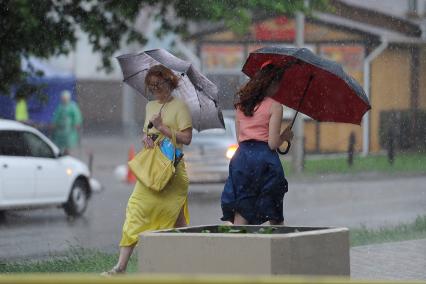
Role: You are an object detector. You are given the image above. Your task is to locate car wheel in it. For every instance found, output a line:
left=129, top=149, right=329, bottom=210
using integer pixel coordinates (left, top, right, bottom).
left=64, top=179, right=89, bottom=217
left=0, top=210, right=6, bottom=222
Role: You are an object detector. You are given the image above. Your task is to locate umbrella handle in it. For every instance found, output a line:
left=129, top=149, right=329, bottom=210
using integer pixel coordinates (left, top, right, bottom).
left=147, top=101, right=168, bottom=130
left=277, top=74, right=314, bottom=155
left=277, top=140, right=291, bottom=155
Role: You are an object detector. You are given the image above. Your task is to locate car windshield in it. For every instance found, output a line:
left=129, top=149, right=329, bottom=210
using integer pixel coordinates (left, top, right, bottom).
left=192, top=119, right=235, bottom=138
left=194, top=128, right=227, bottom=137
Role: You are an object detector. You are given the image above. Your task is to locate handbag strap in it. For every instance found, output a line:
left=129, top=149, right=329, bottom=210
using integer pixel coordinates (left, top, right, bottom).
left=146, top=101, right=178, bottom=164
left=170, top=129, right=176, bottom=164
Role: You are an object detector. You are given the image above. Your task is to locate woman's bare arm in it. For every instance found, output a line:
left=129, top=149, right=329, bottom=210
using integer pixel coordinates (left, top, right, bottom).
left=158, top=124, right=192, bottom=145
left=149, top=113, right=192, bottom=145
left=268, top=102, right=294, bottom=150
left=268, top=102, right=284, bottom=150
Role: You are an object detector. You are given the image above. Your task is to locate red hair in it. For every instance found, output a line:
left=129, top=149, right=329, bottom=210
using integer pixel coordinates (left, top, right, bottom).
left=145, top=65, right=179, bottom=90
left=235, top=64, right=284, bottom=116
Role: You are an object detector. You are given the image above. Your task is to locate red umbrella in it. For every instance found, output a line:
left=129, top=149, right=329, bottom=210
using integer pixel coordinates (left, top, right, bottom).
left=242, top=47, right=371, bottom=153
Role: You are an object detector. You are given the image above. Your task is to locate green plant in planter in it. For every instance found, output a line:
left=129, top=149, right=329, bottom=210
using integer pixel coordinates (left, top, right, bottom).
left=218, top=226, right=281, bottom=234
left=256, top=227, right=278, bottom=234
left=168, top=226, right=295, bottom=234
left=218, top=225, right=248, bottom=234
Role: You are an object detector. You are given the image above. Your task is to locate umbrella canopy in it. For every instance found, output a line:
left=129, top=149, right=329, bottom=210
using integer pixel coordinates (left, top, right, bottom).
left=242, top=47, right=371, bottom=125
left=117, top=49, right=224, bottom=131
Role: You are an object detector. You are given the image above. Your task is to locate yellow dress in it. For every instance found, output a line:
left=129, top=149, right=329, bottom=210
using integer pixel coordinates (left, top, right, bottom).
left=120, top=98, right=192, bottom=247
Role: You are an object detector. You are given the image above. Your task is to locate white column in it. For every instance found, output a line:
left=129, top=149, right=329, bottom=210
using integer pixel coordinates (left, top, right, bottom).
left=121, top=9, right=153, bottom=136
left=362, top=38, right=388, bottom=156
left=122, top=84, right=137, bottom=136
left=291, top=10, right=305, bottom=174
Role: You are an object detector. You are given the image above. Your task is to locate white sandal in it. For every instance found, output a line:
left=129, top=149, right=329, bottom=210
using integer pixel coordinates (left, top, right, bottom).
left=101, top=266, right=125, bottom=276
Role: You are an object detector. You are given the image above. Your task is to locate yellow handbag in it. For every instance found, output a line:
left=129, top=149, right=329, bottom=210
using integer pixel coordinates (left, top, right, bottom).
left=128, top=130, right=177, bottom=192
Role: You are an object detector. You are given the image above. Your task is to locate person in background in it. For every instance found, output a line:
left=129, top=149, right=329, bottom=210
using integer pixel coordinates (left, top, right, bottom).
left=221, top=64, right=294, bottom=226
left=51, top=90, right=83, bottom=155
left=14, top=93, right=30, bottom=123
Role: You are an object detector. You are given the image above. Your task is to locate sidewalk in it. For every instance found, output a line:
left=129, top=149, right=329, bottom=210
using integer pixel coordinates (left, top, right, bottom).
left=351, top=238, right=426, bottom=280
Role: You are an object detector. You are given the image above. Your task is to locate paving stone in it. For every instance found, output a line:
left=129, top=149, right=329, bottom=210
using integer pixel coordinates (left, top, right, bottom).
left=351, top=239, right=426, bottom=280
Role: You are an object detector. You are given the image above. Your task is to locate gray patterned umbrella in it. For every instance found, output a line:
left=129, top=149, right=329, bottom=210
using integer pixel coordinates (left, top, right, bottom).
left=116, top=49, right=225, bottom=131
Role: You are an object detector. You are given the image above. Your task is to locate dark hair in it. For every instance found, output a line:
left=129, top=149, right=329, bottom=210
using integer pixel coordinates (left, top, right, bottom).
left=145, top=64, right=179, bottom=90
left=235, top=64, right=284, bottom=116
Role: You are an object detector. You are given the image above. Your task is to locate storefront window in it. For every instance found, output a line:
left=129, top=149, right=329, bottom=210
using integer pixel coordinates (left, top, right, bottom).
left=201, top=44, right=244, bottom=72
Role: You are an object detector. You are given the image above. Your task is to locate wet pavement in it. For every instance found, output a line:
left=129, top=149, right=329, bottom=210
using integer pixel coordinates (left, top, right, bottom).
left=0, top=135, right=425, bottom=279
left=351, top=239, right=426, bottom=280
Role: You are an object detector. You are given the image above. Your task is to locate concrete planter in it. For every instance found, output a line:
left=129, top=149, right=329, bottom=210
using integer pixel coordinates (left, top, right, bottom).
left=138, top=225, right=350, bottom=276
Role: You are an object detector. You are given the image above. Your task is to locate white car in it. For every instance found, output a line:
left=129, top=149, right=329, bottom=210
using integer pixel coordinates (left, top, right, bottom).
left=184, top=117, right=238, bottom=182
left=0, top=119, right=97, bottom=218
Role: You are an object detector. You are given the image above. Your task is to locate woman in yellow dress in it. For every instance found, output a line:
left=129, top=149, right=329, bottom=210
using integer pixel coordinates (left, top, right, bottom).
left=103, top=65, right=192, bottom=275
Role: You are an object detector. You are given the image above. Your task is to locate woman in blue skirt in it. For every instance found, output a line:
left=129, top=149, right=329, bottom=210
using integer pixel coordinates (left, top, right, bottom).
left=221, top=64, right=294, bottom=225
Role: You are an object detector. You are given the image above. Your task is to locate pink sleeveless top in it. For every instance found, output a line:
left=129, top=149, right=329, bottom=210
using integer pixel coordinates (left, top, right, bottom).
left=237, top=97, right=274, bottom=143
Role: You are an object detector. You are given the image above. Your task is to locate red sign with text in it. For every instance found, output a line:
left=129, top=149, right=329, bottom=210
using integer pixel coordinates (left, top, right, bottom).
left=254, top=16, right=297, bottom=41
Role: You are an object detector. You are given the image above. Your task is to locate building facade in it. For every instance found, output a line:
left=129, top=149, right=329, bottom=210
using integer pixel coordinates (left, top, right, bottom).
left=190, top=0, right=426, bottom=154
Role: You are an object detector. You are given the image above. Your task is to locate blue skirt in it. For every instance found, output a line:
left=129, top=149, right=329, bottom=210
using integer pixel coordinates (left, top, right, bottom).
left=221, top=140, right=288, bottom=225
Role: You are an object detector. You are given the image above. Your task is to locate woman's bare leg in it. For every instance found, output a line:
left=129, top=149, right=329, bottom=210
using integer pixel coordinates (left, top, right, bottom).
left=109, top=206, right=187, bottom=274
left=116, top=245, right=135, bottom=272
left=174, top=206, right=187, bottom=228
left=233, top=212, right=249, bottom=225
left=102, top=245, right=135, bottom=275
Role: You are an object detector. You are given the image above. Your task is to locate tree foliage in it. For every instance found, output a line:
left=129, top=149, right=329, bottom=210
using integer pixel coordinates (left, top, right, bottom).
left=0, top=0, right=327, bottom=97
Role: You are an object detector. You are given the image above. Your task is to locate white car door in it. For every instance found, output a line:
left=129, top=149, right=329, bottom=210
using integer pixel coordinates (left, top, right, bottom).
left=21, top=132, right=69, bottom=202
left=0, top=130, right=36, bottom=206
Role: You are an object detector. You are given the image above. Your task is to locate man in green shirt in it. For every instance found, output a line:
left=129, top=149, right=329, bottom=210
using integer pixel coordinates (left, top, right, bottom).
left=52, top=90, right=83, bottom=154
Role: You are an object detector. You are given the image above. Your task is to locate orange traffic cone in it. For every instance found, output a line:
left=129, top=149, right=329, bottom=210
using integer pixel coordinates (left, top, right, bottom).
left=126, top=145, right=136, bottom=184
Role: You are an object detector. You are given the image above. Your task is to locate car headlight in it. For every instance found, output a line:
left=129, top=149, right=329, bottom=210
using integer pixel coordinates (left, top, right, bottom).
left=66, top=168, right=73, bottom=176
left=226, top=144, right=238, bottom=159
